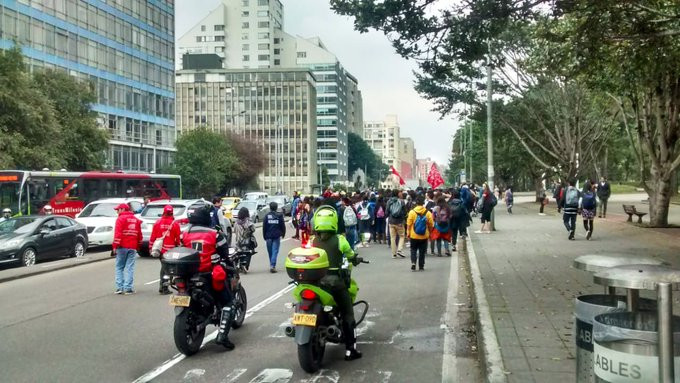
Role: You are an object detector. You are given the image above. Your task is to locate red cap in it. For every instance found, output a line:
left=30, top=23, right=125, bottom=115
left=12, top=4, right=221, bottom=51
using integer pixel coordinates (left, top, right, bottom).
left=163, top=205, right=174, bottom=214
left=115, top=203, right=129, bottom=211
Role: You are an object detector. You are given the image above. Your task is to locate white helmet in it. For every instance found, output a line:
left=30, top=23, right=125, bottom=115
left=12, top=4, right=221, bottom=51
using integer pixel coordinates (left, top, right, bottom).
left=2, top=208, right=10, bottom=214
left=44, top=205, right=53, bottom=213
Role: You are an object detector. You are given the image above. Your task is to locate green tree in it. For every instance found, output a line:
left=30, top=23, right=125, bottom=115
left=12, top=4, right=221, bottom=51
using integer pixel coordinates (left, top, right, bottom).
left=33, top=70, right=109, bottom=171
left=223, top=131, right=266, bottom=194
left=347, top=132, right=388, bottom=181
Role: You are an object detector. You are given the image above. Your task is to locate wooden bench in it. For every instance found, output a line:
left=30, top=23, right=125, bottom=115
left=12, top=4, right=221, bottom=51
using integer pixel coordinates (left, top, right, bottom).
left=622, top=204, right=647, bottom=223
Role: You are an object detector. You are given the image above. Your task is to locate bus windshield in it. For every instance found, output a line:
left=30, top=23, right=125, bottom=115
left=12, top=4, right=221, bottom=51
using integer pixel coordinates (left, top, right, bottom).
left=0, top=217, right=38, bottom=234
left=0, top=181, right=23, bottom=215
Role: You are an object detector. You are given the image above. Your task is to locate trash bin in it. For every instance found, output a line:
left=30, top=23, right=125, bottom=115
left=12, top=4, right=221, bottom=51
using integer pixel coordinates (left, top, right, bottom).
left=592, top=312, right=680, bottom=383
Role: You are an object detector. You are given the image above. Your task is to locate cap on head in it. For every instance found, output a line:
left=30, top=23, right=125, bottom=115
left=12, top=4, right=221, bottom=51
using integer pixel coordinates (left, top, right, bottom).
left=114, top=203, right=129, bottom=211
left=163, top=204, right=174, bottom=215
left=44, top=205, right=53, bottom=211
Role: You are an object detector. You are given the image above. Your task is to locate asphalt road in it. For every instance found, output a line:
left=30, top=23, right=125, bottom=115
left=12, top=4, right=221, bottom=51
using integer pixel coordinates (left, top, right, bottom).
left=0, top=224, right=479, bottom=383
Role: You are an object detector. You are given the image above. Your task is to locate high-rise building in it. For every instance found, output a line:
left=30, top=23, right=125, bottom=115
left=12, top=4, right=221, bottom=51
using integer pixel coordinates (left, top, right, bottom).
left=0, top=0, right=176, bottom=172
left=399, top=137, right=416, bottom=180
left=176, top=0, right=362, bottom=183
left=363, top=114, right=400, bottom=170
left=176, top=65, right=318, bottom=195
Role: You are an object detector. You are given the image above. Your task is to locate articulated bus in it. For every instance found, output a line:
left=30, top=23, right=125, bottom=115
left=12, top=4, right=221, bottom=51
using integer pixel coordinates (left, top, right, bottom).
left=0, top=170, right=182, bottom=217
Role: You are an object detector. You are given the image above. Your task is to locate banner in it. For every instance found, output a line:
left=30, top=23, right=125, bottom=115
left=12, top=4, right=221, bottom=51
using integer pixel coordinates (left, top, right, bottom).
left=427, top=163, right=444, bottom=189
left=389, top=166, right=406, bottom=185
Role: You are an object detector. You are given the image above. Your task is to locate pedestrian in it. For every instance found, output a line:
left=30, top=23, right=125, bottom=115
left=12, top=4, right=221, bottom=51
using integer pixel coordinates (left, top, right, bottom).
left=425, top=191, right=437, bottom=255
left=234, top=206, right=257, bottom=273
left=406, top=195, right=434, bottom=271
left=556, top=182, right=565, bottom=213
left=263, top=201, right=286, bottom=273
left=356, top=195, right=374, bottom=248
left=448, top=189, right=468, bottom=252
left=561, top=178, right=580, bottom=240
left=597, top=176, right=611, bottom=218
left=538, top=186, right=547, bottom=215
left=291, top=191, right=301, bottom=239
left=373, top=196, right=387, bottom=244
left=431, top=197, right=452, bottom=256
left=504, top=186, right=513, bottom=214
left=387, top=189, right=407, bottom=258
left=148, top=205, right=181, bottom=294
left=299, top=202, right=312, bottom=246
left=112, top=203, right=142, bottom=295
left=475, top=183, right=495, bottom=234
left=340, top=197, right=359, bottom=250
left=581, top=182, right=597, bottom=240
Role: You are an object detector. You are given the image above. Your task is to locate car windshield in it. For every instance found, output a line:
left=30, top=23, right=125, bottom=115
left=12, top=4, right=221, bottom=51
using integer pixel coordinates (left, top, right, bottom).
left=141, top=204, right=187, bottom=218
left=78, top=203, right=119, bottom=218
left=266, top=196, right=286, bottom=204
left=222, top=198, right=237, bottom=205
left=236, top=202, right=257, bottom=211
left=244, top=194, right=265, bottom=201
left=0, top=217, right=39, bottom=234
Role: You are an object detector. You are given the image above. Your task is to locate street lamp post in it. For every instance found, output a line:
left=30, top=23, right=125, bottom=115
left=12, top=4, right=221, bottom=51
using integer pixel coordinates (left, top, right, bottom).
left=486, top=39, right=495, bottom=231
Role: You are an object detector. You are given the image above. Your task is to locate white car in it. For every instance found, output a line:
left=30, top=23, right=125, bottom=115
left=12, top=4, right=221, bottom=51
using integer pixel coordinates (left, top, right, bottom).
left=75, top=198, right=144, bottom=247
left=138, top=199, right=202, bottom=256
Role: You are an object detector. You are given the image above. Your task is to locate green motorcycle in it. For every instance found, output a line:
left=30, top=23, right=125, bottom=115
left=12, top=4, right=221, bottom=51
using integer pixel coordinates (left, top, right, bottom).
left=284, top=246, right=369, bottom=373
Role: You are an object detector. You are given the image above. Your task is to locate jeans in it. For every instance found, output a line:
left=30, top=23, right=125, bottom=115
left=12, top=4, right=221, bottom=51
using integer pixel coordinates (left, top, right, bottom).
left=345, top=226, right=358, bottom=250
left=599, top=198, right=608, bottom=217
left=389, top=223, right=405, bottom=255
left=436, top=238, right=450, bottom=254
left=563, top=213, right=577, bottom=233
left=266, top=237, right=281, bottom=268
left=450, top=226, right=460, bottom=247
left=115, top=248, right=137, bottom=291
left=410, top=238, right=428, bottom=269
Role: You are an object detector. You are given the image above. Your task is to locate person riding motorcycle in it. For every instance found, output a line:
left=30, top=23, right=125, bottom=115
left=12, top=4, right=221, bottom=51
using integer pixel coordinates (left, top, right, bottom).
left=182, top=202, right=236, bottom=350
left=0, top=208, right=11, bottom=222
left=311, top=205, right=363, bottom=361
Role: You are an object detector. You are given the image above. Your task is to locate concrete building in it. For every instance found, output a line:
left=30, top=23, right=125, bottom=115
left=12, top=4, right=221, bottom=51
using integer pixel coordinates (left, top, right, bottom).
left=0, top=0, right=176, bottom=172
left=176, top=0, right=362, bottom=183
left=399, top=137, right=416, bottom=180
left=176, top=66, right=318, bottom=195
left=363, top=115, right=400, bottom=170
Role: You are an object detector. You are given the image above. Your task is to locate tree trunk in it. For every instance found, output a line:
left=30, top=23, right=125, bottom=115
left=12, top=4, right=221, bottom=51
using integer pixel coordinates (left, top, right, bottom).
left=534, top=177, right=543, bottom=202
left=647, top=166, right=672, bottom=227
left=671, top=170, right=678, bottom=197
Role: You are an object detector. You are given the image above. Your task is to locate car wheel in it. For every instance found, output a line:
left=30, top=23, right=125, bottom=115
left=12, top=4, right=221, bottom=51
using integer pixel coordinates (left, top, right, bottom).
left=21, top=247, right=37, bottom=267
left=72, top=240, right=85, bottom=258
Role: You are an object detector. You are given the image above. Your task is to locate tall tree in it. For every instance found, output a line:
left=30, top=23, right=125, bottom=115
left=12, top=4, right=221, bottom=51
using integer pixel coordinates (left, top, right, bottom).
left=347, top=132, right=388, bottom=181
left=223, top=131, right=266, bottom=194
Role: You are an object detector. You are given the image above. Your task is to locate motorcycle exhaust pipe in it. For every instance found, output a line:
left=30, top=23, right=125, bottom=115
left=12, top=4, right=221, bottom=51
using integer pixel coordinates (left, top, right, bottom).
left=325, top=325, right=340, bottom=338
left=285, top=326, right=295, bottom=337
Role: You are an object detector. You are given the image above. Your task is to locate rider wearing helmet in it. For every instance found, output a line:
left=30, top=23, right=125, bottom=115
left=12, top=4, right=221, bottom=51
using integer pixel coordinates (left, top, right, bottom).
left=1, top=208, right=11, bottom=222
left=311, top=205, right=363, bottom=361
left=182, top=202, right=236, bottom=350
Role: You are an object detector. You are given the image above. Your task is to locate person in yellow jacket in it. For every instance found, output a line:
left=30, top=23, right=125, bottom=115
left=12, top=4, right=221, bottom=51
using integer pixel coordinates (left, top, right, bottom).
left=406, top=194, right=435, bottom=271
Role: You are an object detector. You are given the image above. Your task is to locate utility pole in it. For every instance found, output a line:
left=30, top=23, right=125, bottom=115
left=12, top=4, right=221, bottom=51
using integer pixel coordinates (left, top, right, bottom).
left=486, top=39, right=495, bottom=231
left=469, top=80, right=473, bottom=185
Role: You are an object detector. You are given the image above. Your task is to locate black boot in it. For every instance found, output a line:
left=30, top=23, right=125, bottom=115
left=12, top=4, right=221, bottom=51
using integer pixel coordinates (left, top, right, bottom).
left=216, top=306, right=235, bottom=350
left=343, top=322, right=362, bottom=361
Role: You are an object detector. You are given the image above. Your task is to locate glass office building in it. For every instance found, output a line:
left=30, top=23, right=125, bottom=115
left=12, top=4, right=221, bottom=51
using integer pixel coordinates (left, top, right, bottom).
left=0, top=0, right=175, bottom=172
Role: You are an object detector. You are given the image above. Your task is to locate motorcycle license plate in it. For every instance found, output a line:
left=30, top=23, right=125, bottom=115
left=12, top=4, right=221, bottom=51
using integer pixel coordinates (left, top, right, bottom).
left=292, top=313, right=317, bottom=326
left=169, top=295, right=190, bottom=307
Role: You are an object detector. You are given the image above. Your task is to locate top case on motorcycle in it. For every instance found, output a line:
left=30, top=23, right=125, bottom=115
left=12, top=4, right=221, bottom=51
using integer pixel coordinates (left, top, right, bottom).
left=161, top=247, right=200, bottom=276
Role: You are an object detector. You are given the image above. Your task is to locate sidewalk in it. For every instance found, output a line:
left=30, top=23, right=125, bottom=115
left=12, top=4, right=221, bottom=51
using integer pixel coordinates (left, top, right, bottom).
left=469, top=201, right=680, bottom=382
left=0, top=249, right=113, bottom=283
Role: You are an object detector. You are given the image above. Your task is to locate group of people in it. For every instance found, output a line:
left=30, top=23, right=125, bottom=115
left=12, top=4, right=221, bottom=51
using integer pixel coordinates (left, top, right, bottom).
left=552, top=176, right=611, bottom=240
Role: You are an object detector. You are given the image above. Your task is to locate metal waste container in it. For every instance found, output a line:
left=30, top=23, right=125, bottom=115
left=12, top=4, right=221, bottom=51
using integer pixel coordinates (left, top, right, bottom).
left=593, top=312, right=680, bottom=383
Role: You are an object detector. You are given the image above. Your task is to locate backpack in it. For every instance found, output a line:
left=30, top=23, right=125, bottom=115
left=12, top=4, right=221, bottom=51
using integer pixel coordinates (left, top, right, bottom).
left=342, top=206, right=357, bottom=226
left=359, top=203, right=371, bottom=220
left=565, top=187, right=579, bottom=207
left=582, top=191, right=596, bottom=210
left=388, top=198, right=404, bottom=218
left=414, top=212, right=427, bottom=235
left=376, top=206, right=385, bottom=218
left=490, top=194, right=498, bottom=207
left=450, top=201, right=463, bottom=219
left=435, top=206, right=449, bottom=224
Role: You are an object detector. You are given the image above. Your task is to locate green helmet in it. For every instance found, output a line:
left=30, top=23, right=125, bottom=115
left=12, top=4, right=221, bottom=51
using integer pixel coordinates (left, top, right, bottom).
left=313, top=205, right=338, bottom=233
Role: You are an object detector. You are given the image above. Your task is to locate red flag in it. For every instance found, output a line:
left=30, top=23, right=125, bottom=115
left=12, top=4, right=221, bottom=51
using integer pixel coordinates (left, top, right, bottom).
left=390, top=166, right=406, bottom=185
left=427, top=163, right=444, bottom=189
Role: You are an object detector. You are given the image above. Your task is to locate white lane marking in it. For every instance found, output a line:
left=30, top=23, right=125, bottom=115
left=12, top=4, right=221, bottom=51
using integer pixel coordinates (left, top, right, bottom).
left=41, top=262, right=65, bottom=268
left=299, top=369, right=340, bottom=383
left=355, top=319, right=374, bottom=337
left=184, top=369, right=205, bottom=381
left=144, top=278, right=161, bottom=285
left=132, top=284, right=296, bottom=383
left=441, top=238, right=459, bottom=383
left=248, top=368, right=293, bottom=383
left=222, top=368, right=248, bottom=383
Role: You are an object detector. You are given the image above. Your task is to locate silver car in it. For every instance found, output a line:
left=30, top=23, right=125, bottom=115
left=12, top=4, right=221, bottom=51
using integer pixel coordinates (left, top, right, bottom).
left=234, top=201, right=265, bottom=223
left=257, top=195, right=292, bottom=221
left=137, top=199, right=201, bottom=256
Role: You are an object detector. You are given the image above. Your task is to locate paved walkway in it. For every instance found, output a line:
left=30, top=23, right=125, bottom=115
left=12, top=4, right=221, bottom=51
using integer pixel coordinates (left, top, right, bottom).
left=470, top=199, right=680, bottom=383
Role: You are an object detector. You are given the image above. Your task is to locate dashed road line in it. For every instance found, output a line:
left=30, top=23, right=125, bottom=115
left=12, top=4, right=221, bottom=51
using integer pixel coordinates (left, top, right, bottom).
left=144, top=278, right=161, bottom=285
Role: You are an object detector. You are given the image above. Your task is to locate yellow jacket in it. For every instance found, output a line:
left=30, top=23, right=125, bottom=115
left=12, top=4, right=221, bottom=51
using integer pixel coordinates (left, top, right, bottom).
left=406, top=205, right=434, bottom=240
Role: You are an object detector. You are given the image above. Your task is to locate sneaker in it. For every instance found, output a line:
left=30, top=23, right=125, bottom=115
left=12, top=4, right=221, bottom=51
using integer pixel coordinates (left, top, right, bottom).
left=392, top=255, right=397, bottom=259
left=397, top=251, right=405, bottom=258
left=159, top=289, right=171, bottom=295
left=270, top=267, right=277, bottom=273
left=115, top=289, right=123, bottom=295
left=411, top=264, right=416, bottom=271
left=216, top=336, right=235, bottom=350
left=437, top=253, right=442, bottom=257
left=538, top=213, right=546, bottom=216
left=124, top=290, right=135, bottom=295
left=345, top=348, right=362, bottom=361
left=419, top=267, right=425, bottom=271
left=598, top=215, right=602, bottom=218
left=474, top=230, right=483, bottom=234
left=586, top=231, right=592, bottom=240
left=451, top=246, right=457, bottom=252
left=446, top=251, right=452, bottom=257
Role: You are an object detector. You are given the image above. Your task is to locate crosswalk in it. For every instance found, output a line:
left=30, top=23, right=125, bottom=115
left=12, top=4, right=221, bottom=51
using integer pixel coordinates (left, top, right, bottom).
left=181, top=368, right=394, bottom=383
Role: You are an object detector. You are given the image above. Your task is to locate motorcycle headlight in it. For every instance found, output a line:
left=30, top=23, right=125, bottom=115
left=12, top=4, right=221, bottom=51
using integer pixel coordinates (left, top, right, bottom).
left=0, top=238, right=22, bottom=250
left=94, top=226, right=113, bottom=233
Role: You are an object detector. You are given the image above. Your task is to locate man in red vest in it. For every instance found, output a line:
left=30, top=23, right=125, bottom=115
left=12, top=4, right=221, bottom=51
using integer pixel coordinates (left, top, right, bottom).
left=149, top=205, right=181, bottom=294
left=112, top=203, right=142, bottom=295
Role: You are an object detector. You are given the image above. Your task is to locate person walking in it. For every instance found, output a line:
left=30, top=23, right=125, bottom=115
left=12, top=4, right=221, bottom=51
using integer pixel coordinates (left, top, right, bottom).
left=387, top=190, right=407, bottom=258
left=504, top=186, right=514, bottom=214
left=299, top=201, right=312, bottom=247
left=425, top=191, right=437, bottom=255
left=233, top=207, right=257, bottom=273
left=561, top=178, right=580, bottom=240
left=431, top=197, right=452, bottom=256
left=356, top=195, right=374, bottom=248
left=263, top=201, right=286, bottom=273
left=0, top=208, right=11, bottom=222
left=373, top=197, right=387, bottom=244
left=340, top=197, right=359, bottom=250
left=448, top=189, right=468, bottom=252
left=581, top=182, right=597, bottom=240
left=291, top=192, right=301, bottom=240
left=148, top=205, right=181, bottom=294
left=597, top=176, right=611, bottom=218
left=112, top=203, right=142, bottom=295
left=475, top=184, right=495, bottom=234
left=538, top=186, right=548, bottom=215
left=406, top=195, right=434, bottom=271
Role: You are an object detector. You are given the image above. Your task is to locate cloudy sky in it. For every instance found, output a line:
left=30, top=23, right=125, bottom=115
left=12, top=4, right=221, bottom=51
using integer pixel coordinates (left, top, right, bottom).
left=175, top=0, right=456, bottom=166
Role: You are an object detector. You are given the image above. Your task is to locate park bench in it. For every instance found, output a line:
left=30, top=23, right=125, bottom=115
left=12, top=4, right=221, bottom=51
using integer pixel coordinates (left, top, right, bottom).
left=622, top=204, right=647, bottom=223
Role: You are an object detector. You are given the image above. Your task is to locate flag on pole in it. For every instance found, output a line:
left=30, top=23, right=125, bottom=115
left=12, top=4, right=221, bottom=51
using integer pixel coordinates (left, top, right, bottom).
left=427, top=163, right=444, bottom=189
left=390, top=166, right=406, bottom=185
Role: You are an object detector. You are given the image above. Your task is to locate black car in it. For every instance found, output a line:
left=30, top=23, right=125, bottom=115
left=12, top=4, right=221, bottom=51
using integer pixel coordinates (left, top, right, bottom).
left=0, top=215, right=89, bottom=267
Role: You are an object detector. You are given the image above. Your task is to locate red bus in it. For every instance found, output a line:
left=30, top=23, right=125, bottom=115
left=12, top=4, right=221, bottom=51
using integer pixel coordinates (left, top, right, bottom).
left=0, top=170, right=182, bottom=217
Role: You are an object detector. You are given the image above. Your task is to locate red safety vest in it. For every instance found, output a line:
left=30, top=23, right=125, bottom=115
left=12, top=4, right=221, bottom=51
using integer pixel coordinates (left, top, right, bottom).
left=182, top=226, right=217, bottom=272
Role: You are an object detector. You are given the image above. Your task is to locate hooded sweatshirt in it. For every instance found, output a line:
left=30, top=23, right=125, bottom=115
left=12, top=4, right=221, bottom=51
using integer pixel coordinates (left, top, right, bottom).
left=149, top=214, right=181, bottom=254
left=406, top=205, right=434, bottom=240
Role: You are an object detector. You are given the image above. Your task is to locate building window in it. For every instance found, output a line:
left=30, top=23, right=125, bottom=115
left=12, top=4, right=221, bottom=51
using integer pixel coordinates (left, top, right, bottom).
left=242, top=33, right=249, bottom=40
left=201, top=25, right=206, bottom=31
left=243, top=55, right=250, bottom=61
left=257, top=10, right=269, bottom=17
left=258, top=21, right=269, bottom=28
left=215, top=35, right=225, bottom=42
left=242, top=44, right=249, bottom=50
left=242, top=0, right=249, bottom=5
left=214, top=25, right=225, bottom=31
left=258, top=0, right=269, bottom=5
left=258, top=54, right=270, bottom=61
left=258, top=43, right=270, bottom=50
left=258, top=32, right=270, bottom=39
left=273, top=38, right=280, bottom=44
left=297, top=51, right=307, bottom=58
left=274, top=48, right=280, bottom=54
left=215, top=47, right=225, bottom=53
left=242, top=22, right=249, bottom=28
left=196, top=36, right=204, bottom=42
left=242, top=11, right=249, bottom=17
left=274, top=59, right=280, bottom=65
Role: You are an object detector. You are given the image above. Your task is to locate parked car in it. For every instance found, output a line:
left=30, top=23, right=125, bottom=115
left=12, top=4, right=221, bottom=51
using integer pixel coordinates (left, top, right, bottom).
left=0, top=215, right=88, bottom=267
left=243, top=192, right=268, bottom=204
left=257, top=195, right=292, bottom=221
left=234, top=200, right=265, bottom=223
left=221, top=196, right=241, bottom=221
left=75, top=198, right=143, bottom=247
left=138, top=199, right=202, bottom=256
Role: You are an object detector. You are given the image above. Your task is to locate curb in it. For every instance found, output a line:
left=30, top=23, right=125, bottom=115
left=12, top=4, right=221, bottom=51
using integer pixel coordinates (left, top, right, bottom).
left=464, top=235, right=508, bottom=383
left=0, top=253, right=114, bottom=284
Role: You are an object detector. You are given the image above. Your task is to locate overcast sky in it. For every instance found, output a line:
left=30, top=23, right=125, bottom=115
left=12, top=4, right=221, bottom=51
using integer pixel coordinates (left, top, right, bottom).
left=175, top=0, right=456, bottom=166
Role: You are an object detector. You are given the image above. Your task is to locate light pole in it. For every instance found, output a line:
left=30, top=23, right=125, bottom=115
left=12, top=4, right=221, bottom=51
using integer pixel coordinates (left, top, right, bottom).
left=275, top=114, right=283, bottom=194
left=486, top=39, right=495, bottom=231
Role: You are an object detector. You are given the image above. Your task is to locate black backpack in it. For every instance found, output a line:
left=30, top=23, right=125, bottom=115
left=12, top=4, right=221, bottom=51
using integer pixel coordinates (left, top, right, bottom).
left=388, top=198, right=404, bottom=219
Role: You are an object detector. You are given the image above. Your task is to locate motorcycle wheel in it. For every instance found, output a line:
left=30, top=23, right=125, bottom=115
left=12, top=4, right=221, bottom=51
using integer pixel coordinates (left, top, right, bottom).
left=231, top=285, right=247, bottom=329
left=297, top=329, right=325, bottom=373
left=173, top=309, right=206, bottom=356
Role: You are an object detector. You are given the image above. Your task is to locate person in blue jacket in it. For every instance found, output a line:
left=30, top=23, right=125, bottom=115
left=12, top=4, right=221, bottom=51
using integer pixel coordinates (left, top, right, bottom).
left=290, top=192, right=301, bottom=239
left=263, top=201, right=286, bottom=273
